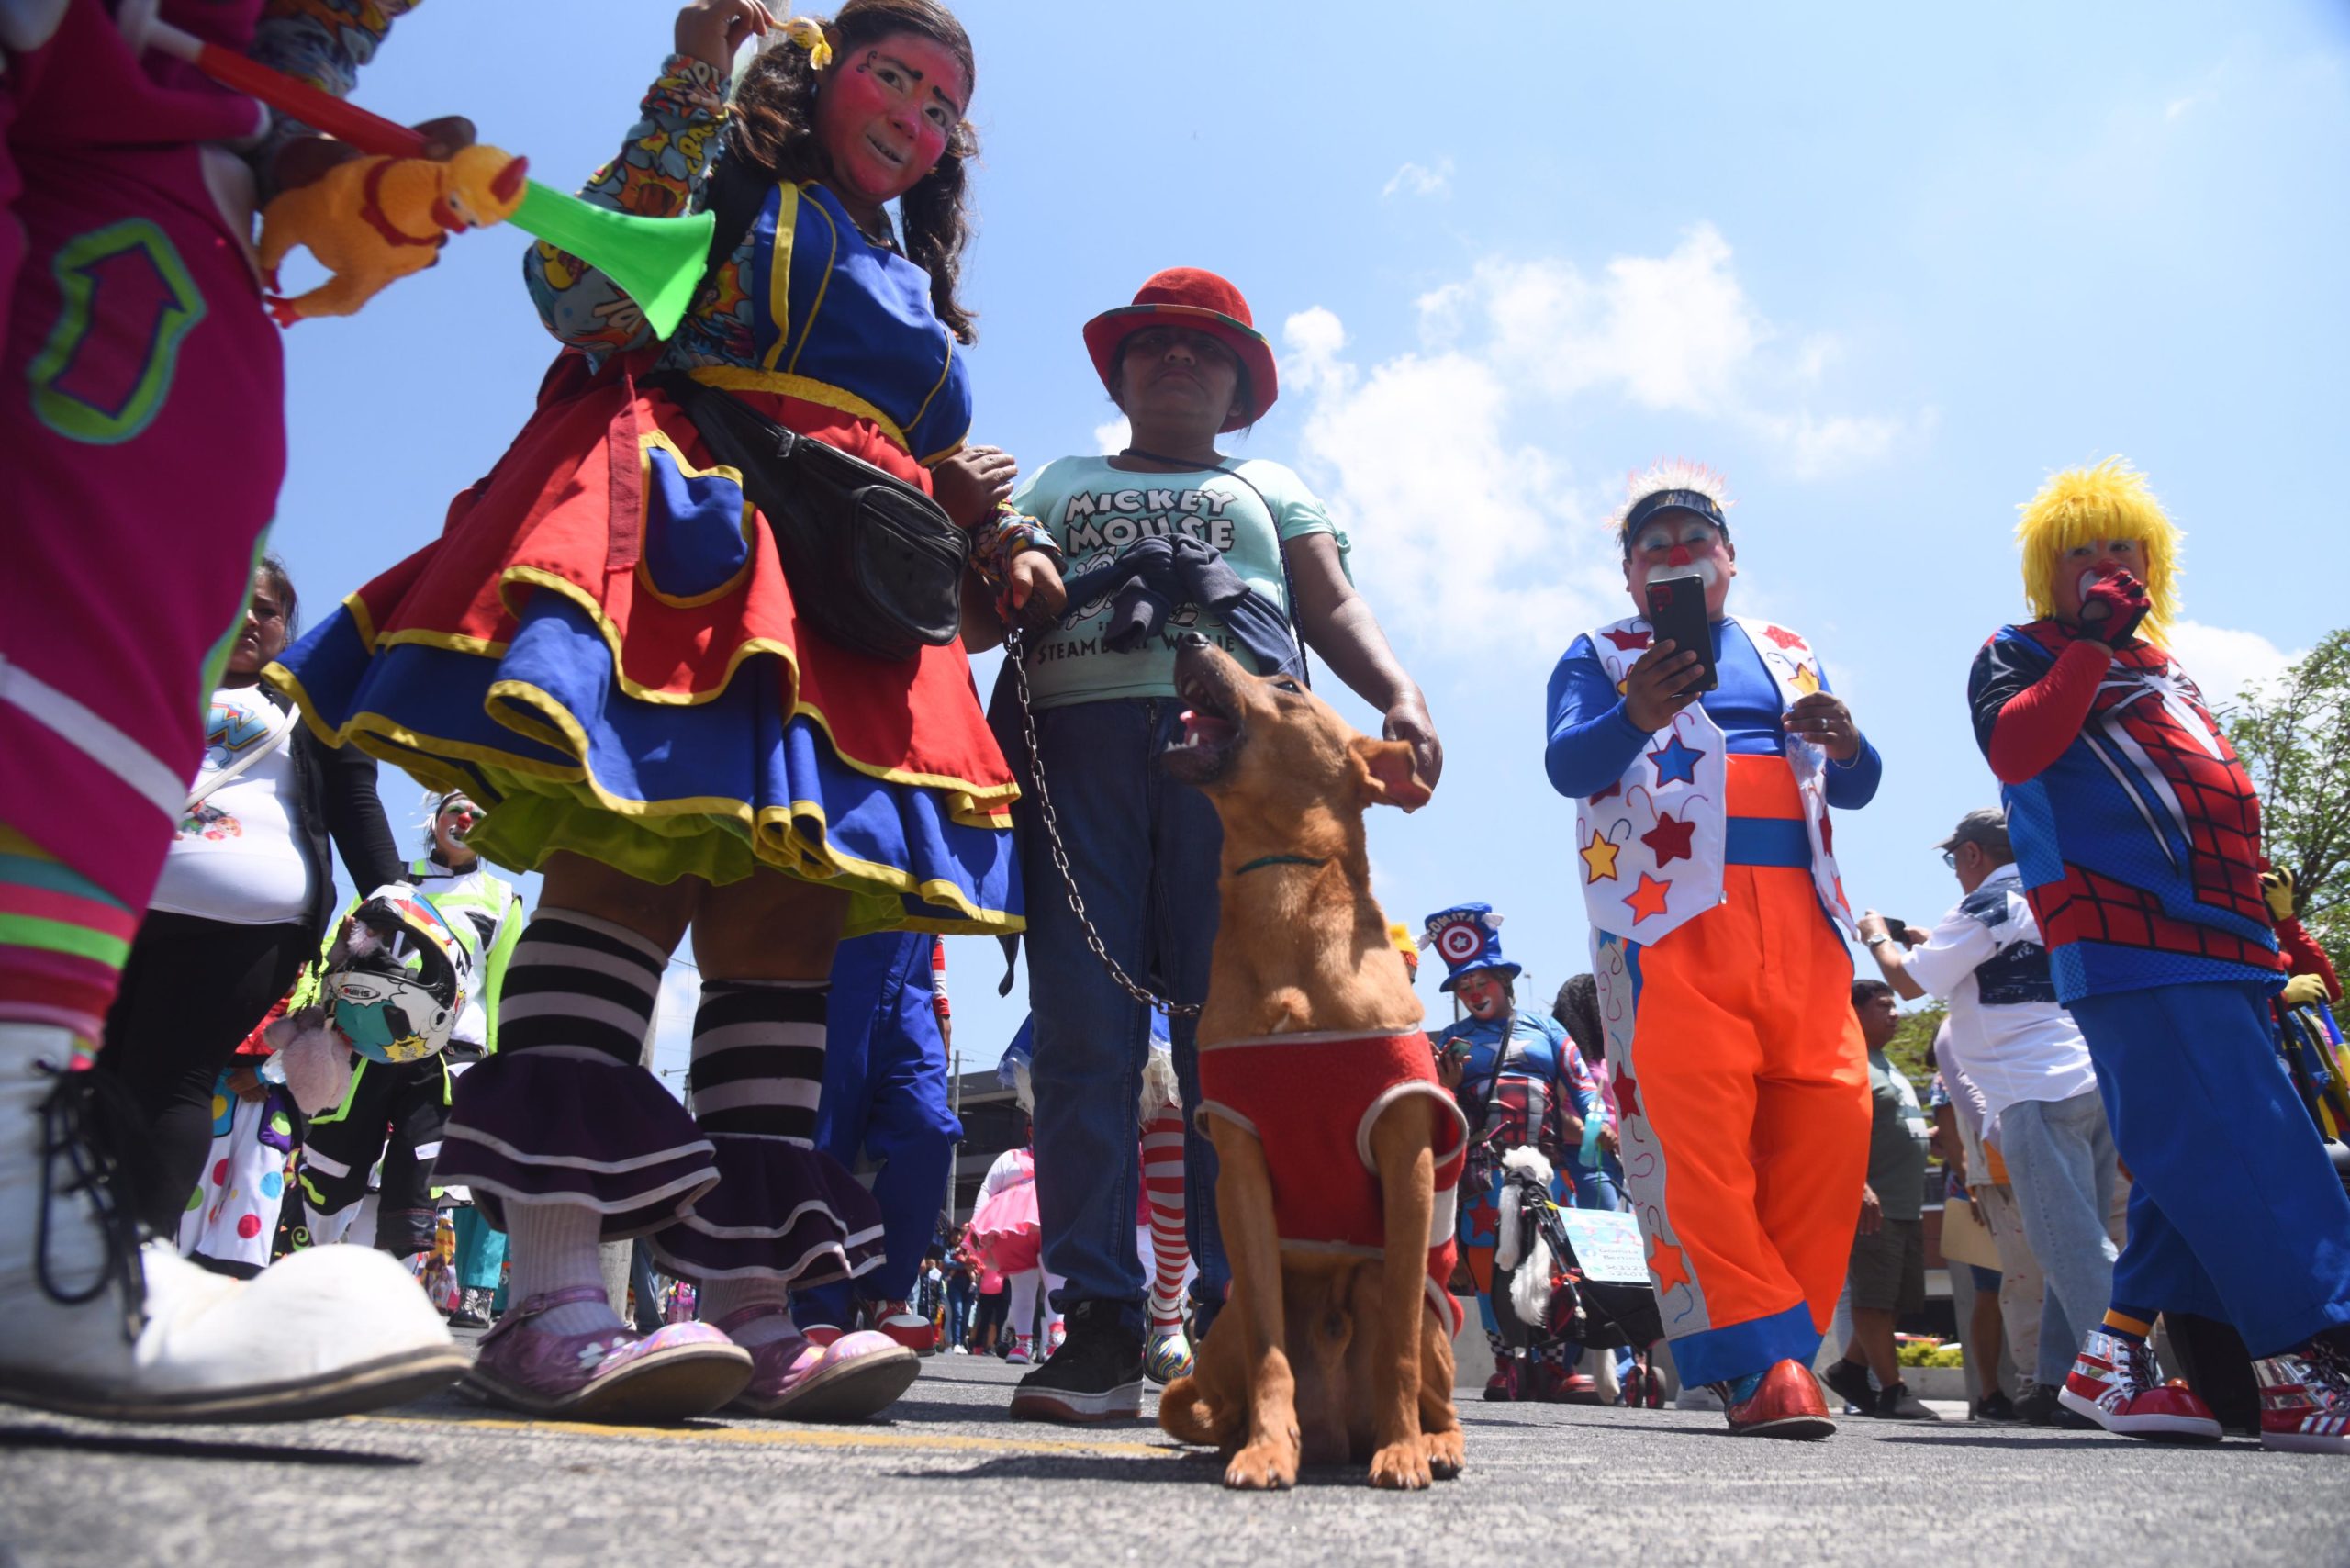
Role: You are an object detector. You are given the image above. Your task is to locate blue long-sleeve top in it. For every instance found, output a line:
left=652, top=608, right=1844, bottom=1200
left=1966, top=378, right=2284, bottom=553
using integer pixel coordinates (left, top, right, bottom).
left=1544, top=618, right=1882, bottom=807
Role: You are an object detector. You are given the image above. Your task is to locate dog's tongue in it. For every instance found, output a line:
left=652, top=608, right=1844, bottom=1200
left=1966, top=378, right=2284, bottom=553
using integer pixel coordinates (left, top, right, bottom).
left=1179, top=710, right=1236, bottom=748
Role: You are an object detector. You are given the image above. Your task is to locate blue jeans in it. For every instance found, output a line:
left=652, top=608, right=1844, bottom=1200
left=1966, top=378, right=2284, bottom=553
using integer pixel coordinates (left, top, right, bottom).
left=1997, top=1088, right=2118, bottom=1386
left=945, top=1275, right=973, bottom=1348
left=1992, top=1091, right=2124, bottom=1382
left=1016, top=698, right=1229, bottom=1334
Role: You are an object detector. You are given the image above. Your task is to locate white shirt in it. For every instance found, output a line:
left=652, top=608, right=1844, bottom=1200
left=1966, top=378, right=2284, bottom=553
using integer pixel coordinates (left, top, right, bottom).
left=1904, top=862, right=2098, bottom=1127
left=149, top=687, right=310, bottom=925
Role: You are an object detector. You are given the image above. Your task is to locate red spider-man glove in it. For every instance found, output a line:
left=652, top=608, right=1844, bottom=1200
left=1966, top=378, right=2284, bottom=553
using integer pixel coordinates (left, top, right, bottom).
left=2078, top=571, right=2151, bottom=644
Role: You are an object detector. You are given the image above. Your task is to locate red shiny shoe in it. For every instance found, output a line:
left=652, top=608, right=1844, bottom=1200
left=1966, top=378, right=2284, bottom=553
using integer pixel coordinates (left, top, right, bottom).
left=1717, top=1359, right=1835, bottom=1439
left=2059, top=1328, right=2221, bottom=1442
left=1536, top=1365, right=1605, bottom=1405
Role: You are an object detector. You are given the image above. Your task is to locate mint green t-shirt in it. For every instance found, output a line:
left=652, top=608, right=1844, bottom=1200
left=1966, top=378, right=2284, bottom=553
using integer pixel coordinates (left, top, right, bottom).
left=1010, top=455, right=1350, bottom=709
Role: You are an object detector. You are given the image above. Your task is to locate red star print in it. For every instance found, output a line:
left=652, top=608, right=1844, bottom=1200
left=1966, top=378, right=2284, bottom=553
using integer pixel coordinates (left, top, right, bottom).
left=1603, top=628, right=1653, bottom=651
left=1623, top=872, right=1672, bottom=924
left=1613, top=1070, right=1640, bottom=1120
left=1647, top=1235, right=1694, bottom=1296
left=1818, top=814, right=1834, bottom=856
left=1762, top=625, right=1808, bottom=652
left=1640, top=812, right=1696, bottom=866
left=1589, top=780, right=1622, bottom=804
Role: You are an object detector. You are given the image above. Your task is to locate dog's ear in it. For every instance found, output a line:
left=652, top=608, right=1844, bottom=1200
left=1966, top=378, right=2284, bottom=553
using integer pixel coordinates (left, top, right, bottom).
left=1350, top=736, right=1431, bottom=811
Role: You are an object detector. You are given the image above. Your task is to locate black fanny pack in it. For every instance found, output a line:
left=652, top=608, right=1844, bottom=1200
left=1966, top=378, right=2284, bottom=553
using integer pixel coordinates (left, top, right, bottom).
left=647, top=369, right=968, bottom=663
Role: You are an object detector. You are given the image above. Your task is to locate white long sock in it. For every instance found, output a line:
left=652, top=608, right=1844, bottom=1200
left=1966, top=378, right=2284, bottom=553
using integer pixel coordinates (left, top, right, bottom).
left=699, top=1276, right=800, bottom=1347
left=504, top=1200, right=621, bottom=1337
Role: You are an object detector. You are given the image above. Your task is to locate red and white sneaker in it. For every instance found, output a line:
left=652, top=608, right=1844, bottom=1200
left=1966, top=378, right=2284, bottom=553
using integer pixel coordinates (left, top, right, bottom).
left=2255, top=1343, right=2350, bottom=1455
left=868, top=1301, right=938, bottom=1353
left=2060, top=1328, right=2221, bottom=1441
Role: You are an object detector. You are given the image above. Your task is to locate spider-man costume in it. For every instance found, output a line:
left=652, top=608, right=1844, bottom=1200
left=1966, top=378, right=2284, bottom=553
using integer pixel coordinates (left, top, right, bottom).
left=1971, top=619, right=2350, bottom=1356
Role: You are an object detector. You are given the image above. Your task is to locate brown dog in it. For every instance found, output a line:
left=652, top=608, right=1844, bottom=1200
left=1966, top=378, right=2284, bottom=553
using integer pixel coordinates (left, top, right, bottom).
left=1155, top=639, right=1464, bottom=1490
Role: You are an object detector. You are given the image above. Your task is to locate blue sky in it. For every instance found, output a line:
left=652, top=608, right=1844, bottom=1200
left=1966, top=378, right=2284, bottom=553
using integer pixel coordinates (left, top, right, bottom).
left=267, top=1, right=2350, bottom=1080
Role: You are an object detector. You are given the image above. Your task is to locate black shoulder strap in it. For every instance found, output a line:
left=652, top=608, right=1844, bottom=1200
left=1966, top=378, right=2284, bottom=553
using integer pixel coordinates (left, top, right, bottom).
left=703, top=151, right=772, bottom=282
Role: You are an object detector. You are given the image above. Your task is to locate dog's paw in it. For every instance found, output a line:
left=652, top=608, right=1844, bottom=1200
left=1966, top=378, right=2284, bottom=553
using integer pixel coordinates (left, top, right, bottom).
left=1368, top=1439, right=1432, bottom=1491
left=1224, top=1438, right=1299, bottom=1491
left=1419, top=1428, right=1465, bottom=1480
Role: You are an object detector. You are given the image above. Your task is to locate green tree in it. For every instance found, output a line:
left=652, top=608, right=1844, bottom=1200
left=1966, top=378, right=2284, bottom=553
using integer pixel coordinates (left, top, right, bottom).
left=2223, top=629, right=2350, bottom=973
left=1886, top=1001, right=1948, bottom=1094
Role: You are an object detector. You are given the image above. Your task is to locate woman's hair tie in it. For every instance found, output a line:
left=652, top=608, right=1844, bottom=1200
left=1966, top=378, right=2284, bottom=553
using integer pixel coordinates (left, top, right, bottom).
left=780, top=14, right=834, bottom=70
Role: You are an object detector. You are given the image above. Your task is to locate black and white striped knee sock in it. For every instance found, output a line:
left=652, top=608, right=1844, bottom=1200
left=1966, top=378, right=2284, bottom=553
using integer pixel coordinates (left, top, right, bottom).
left=495, top=908, right=669, bottom=1335
left=687, top=980, right=827, bottom=1144
left=689, top=980, right=827, bottom=1341
left=498, top=909, right=669, bottom=1064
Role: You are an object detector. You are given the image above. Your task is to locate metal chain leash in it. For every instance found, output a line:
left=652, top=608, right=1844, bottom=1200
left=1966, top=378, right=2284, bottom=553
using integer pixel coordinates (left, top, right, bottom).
left=1002, top=626, right=1201, bottom=1019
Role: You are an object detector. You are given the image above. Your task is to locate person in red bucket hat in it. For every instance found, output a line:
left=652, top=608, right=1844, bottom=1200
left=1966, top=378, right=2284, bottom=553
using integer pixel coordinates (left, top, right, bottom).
left=1080, top=268, right=1281, bottom=432
left=968, top=266, right=1441, bottom=1424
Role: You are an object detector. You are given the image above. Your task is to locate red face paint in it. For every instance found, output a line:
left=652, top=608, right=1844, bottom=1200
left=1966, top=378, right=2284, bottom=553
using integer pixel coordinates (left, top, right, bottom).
left=814, top=33, right=968, bottom=212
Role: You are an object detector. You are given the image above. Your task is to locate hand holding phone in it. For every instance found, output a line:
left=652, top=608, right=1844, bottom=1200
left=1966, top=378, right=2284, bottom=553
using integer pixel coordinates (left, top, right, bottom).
left=1642, top=574, right=1718, bottom=696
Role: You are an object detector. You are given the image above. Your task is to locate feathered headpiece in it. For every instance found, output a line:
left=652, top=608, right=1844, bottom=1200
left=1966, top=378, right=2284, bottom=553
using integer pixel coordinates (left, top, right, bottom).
left=1612, top=460, right=1734, bottom=554
left=2014, top=457, right=2182, bottom=646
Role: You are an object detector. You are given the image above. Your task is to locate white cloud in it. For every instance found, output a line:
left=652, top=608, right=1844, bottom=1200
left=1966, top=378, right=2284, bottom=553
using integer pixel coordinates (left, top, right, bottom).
left=2165, top=620, right=2299, bottom=711
left=1282, top=313, right=1613, bottom=666
left=1280, top=225, right=1921, bottom=665
left=1382, top=158, right=1454, bottom=199
left=1093, top=414, right=1130, bottom=455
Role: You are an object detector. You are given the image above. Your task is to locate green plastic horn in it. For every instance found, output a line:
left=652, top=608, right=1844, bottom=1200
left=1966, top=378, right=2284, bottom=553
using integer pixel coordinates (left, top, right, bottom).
left=147, top=19, right=715, bottom=338
left=510, top=185, right=713, bottom=340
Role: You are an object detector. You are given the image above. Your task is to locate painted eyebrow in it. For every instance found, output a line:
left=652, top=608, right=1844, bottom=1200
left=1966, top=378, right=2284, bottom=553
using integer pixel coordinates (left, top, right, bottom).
left=871, top=50, right=966, bottom=112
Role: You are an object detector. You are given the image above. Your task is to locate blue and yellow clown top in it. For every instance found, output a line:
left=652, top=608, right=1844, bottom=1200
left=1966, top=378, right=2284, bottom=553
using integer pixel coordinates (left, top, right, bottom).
left=525, top=54, right=972, bottom=465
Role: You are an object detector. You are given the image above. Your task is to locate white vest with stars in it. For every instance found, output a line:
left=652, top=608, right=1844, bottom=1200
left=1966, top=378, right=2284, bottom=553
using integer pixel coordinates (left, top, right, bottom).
left=1572, top=614, right=1854, bottom=946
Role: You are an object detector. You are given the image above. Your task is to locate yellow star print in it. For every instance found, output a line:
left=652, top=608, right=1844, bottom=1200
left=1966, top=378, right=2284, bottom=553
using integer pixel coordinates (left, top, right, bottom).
left=1792, top=662, right=1821, bottom=696
left=1581, top=829, right=1622, bottom=883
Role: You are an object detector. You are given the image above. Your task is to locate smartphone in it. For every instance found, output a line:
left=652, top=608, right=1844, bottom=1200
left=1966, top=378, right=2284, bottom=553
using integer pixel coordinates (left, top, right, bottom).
left=1643, top=574, right=1718, bottom=694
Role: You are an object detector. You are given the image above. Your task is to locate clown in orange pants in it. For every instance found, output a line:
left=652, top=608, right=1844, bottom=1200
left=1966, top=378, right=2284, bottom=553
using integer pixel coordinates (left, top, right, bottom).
left=1590, top=759, right=1871, bottom=1385
left=1546, top=463, right=1881, bottom=1428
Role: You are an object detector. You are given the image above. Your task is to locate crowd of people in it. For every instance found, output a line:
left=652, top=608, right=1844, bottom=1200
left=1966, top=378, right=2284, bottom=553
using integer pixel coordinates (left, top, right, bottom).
left=4, top=0, right=2347, bottom=1463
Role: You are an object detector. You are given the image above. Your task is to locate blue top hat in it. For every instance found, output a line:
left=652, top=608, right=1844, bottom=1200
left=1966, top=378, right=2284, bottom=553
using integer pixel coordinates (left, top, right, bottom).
left=1420, top=902, right=1519, bottom=992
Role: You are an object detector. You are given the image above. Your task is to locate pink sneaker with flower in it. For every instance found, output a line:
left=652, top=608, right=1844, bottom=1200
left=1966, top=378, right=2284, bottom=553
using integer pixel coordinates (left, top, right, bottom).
left=720, top=1305, right=920, bottom=1420
left=462, top=1287, right=751, bottom=1422
left=2059, top=1327, right=2221, bottom=1441
left=2255, top=1342, right=2350, bottom=1454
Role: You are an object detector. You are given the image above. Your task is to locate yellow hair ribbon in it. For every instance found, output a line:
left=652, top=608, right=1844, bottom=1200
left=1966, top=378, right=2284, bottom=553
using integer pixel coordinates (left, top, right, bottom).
left=781, top=15, right=834, bottom=70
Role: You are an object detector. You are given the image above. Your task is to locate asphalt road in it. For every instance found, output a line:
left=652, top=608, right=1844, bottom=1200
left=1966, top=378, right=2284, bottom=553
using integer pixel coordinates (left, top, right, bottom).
left=3, top=1352, right=2344, bottom=1568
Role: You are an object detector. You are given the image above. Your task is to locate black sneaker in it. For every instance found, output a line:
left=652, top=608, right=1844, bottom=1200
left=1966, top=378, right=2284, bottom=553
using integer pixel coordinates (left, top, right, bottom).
left=1822, top=1357, right=1875, bottom=1413
left=1974, top=1390, right=2021, bottom=1423
left=1008, top=1300, right=1144, bottom=1424
left=2014, top=1381, right=2064, bottom=1426
left=1874, top=1381, right=1939, bottom=1420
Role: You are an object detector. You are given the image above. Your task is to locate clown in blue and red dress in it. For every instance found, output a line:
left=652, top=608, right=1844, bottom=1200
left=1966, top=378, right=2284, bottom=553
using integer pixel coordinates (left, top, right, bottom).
left=1423, top=903, right=1613, bottom=1402
left=267, top=11, right=1063, bottom=1426
left=1969, top=458, right=2350, bottom=1454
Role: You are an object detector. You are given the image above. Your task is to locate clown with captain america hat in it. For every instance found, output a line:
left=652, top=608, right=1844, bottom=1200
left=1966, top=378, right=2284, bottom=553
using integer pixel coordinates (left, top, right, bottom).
left=1424, top=902, right=1617, bottom=1403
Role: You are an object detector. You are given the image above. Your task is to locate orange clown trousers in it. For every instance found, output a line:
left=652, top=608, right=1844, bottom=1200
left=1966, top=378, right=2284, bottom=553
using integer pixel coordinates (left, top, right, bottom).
left=1599, top=756, right=1871, bottom=1388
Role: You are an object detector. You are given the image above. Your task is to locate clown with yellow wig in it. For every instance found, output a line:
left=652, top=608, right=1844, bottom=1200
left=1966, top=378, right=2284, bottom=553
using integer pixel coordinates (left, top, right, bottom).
left=1967, top=457, right=2350, bottom=1455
